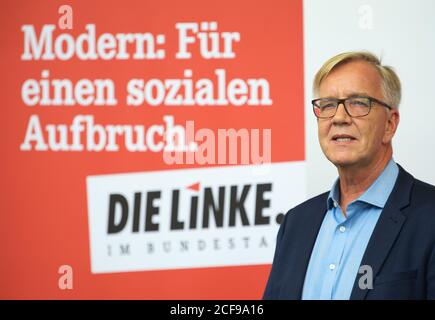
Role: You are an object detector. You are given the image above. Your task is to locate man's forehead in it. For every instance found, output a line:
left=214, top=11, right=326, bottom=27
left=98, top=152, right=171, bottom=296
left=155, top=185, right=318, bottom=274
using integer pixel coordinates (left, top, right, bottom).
left=318, top=61, right=382, bottom=97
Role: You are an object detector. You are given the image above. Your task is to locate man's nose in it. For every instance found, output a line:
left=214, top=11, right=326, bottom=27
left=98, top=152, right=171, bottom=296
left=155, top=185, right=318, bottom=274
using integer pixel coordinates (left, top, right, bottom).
left=332, top=102, right=352, bottom=124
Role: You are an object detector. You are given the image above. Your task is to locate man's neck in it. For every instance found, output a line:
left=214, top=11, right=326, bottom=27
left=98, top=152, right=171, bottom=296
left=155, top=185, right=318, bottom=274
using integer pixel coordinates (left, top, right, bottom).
left=337, top=147, right=392, bottom=214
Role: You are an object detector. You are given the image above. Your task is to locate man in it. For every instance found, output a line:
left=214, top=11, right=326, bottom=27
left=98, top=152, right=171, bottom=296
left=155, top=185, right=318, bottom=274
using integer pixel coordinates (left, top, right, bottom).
left=263, top=51, right=435, bottom=300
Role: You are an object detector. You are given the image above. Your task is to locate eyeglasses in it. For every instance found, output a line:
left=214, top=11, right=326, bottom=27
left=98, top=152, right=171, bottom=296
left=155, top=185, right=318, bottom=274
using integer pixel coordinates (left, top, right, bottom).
left=312, top=95, right=392, bottom=119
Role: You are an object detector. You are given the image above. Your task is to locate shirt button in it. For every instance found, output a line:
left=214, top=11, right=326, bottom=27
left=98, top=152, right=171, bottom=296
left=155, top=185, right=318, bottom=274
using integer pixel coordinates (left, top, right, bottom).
left=329, top=263, right=336, bottom=270
left=339, top=226, right=346, bottom=233
left=333, top=202, right=338, bottom=208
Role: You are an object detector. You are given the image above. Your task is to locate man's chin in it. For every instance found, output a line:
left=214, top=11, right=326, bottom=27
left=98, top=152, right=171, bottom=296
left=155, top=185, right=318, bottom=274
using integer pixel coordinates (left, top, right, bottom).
left=328, top=156, right=357, bottom=168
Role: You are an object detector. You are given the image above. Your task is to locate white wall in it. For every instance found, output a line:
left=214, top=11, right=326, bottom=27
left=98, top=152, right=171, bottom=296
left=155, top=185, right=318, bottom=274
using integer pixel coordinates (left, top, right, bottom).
left=303, top=0, right=435, bottom=198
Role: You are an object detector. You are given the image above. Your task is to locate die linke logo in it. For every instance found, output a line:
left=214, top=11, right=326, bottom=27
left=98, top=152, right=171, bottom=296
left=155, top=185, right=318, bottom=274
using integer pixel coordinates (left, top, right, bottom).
left=87, top=162, right=306, bottom=273
left=107, top=181, right=274, bottom=235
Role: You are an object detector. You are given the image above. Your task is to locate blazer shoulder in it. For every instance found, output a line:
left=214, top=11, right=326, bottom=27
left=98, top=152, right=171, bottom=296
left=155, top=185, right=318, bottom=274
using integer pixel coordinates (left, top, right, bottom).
left=394, top=170, right=435, bottom=234
left=413, top=178, right=435, bottom=198
left=409, top=177, right=435, bottom=218
left=398, top=165, right=435, bottom=207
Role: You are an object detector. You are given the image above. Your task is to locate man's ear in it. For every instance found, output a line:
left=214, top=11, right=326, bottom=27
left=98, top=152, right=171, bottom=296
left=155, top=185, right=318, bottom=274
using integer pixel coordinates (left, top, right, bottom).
left=383, top=108, right=400, bottom=144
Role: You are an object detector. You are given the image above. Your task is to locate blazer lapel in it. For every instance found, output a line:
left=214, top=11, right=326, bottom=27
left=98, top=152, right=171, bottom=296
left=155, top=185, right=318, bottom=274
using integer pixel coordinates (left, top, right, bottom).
left=350, top=165, right=414, bottom=300
left=282, top=193, right=328, bottom=299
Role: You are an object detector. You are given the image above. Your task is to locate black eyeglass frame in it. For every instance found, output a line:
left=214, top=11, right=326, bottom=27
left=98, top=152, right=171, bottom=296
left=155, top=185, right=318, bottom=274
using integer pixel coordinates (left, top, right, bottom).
left=311, top=95, right=392, bottom=119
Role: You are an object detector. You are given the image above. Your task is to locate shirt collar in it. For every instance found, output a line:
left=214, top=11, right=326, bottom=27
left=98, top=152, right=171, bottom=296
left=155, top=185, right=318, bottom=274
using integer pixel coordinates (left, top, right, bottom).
left=327, top=158, right=399, bottom=210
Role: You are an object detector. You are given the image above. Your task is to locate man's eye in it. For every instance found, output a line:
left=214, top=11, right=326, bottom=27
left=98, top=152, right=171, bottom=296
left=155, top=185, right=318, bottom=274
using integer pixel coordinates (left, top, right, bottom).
left=350, top=99, right=369, bottom=107
left=320, top=103, right=336, bottom=109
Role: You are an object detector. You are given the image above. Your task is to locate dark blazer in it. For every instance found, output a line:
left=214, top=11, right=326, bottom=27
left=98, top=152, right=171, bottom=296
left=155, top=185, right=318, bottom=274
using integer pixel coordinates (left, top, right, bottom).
left=263, top=164, right=435, bottom=300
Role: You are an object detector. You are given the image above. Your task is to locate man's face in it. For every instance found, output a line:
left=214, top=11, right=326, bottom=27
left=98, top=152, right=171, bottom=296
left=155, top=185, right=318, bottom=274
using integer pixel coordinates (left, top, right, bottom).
left=317, top=60, right=399, bottom=169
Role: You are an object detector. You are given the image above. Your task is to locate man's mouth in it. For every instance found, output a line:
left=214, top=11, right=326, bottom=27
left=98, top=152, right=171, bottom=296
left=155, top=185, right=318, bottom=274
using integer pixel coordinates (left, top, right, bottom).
left=331, top=134, right=356, bottom=142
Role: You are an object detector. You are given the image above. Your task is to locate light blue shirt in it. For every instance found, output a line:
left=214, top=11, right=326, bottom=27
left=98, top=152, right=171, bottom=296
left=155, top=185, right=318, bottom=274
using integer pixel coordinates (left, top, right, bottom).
left=302, top=159, right=399, bottom=300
